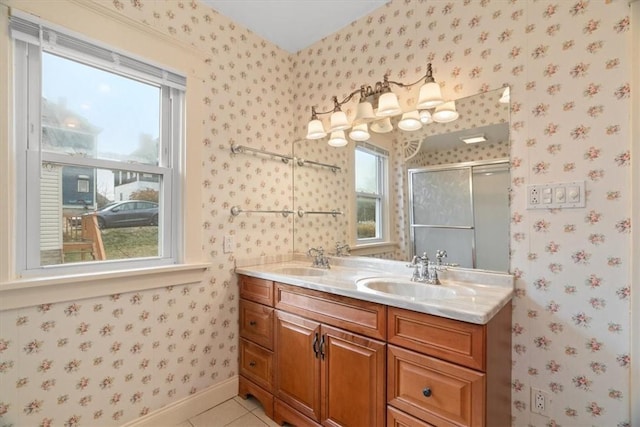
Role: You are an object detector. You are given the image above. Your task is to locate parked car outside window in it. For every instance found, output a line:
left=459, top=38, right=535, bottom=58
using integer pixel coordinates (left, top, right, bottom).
left=90, top=200, right=159, bottom=229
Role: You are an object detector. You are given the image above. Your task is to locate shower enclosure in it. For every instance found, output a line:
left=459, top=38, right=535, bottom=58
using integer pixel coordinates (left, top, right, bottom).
left=408, top=160, right=510, bottom=272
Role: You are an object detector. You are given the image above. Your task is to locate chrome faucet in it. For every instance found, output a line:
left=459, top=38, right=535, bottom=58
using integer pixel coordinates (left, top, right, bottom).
left=407, top=252, right=429, bottom=282
left=334, top=242, right=350, bottom=257
left=408, top=250, right=449, bottom=285
left=308, top=247, right=330, bottom=269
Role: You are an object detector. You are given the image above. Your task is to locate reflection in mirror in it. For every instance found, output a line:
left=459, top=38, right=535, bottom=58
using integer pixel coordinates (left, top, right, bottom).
left=409, top=159, right=510, bottom=271
left=293, top=87, right=510, bottom=272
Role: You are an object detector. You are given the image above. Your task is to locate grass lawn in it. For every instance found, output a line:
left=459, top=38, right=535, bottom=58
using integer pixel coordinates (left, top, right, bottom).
left=63, top=226, right=158, bottom=263
left=101, top=226, right=159, bottom=259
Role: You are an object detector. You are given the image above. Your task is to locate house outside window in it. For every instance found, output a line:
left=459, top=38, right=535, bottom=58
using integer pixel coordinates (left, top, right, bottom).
left=11, top=12, right=185, bottom=274
left=355, top=143, right=389, bottom=245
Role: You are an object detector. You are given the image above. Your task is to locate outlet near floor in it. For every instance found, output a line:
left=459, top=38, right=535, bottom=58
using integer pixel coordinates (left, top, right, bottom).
left=531, top=387, right=550, bottom=417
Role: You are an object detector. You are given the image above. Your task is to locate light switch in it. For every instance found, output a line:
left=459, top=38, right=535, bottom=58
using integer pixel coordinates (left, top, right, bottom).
left=527, top=181, right=585, bottom=209
left=567, top=186, right=580, bottom=203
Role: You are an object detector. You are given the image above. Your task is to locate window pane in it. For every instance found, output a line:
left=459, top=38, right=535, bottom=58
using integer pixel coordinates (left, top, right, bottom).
left=40, top=163, right=161, bottom=266
left=355, top=149, right=379, bottom=194
left=41, top=52, right=161, bottom=165
left=356, top=196, right=379, bottom=239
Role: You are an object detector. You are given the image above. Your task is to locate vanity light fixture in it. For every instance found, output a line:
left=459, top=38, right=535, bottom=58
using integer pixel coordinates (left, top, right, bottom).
left=460, top=134, right=487, bottom=144
left=306, top=63, right=458, bottom=145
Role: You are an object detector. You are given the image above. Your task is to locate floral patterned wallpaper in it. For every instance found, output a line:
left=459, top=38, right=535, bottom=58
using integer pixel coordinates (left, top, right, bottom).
left=0, top=0, right=633, bottom=426
left=293, top=1, right=632, bottom=426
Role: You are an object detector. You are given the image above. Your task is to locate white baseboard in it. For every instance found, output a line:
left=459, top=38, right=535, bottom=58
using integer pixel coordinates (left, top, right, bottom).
left=121, top=376, right=239, bottom=427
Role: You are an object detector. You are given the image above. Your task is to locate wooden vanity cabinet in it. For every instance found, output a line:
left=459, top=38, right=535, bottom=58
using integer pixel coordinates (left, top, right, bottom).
left=386, top=303, right=512, bottom=427
left=237, top=274, right=511, bottom=427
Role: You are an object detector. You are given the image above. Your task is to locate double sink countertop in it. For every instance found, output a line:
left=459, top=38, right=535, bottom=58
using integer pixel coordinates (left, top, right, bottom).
left=235, top=254, right=514, bottom=325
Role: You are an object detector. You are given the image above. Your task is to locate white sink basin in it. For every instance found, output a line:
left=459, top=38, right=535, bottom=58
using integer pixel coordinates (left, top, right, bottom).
left=274, top=267, right=328, bottom=277
left=356, top=277, right=475, bottom=300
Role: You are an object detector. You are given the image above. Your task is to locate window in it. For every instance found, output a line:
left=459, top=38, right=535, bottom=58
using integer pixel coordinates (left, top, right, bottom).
left=11, top=13, right=185, bottom=275
left=354, top=143, right=389, bottom=244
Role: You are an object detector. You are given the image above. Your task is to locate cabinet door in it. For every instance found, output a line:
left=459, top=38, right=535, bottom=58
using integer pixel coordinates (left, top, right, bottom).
left=275, top=310, right=322, bottom=422
left=321, top=324, right=386, bottom=427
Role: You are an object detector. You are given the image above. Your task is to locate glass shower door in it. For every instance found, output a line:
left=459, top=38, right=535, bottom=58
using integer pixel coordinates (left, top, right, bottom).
left=410, top=167, right=475, bottom=268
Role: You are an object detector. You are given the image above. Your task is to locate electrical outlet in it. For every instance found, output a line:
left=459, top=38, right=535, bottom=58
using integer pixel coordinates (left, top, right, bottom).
left=528, top=186, right=540, bottom=205
left=527, top=181, right=585, bottom=210
left=531, top=387, right=549, bottom=417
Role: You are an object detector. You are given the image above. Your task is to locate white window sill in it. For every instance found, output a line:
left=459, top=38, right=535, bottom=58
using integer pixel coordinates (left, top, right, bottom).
left=350, top=241, right=398, bottom=256
left=0, top=263, right=209, bottom=311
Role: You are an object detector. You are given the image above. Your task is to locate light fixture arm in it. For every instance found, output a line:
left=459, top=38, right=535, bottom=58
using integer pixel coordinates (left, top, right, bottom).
left=386, top=63, right=436, bottom=89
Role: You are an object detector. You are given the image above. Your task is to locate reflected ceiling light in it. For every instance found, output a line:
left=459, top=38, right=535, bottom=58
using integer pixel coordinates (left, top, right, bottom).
left=305, top=63, right=455, bottom=146
left=328, top=130, right=348, bottom=147
left=369, top=118, right=393, bottom=134
left=432, top=101, right=459, bottom=123
left=460, top=134, right=487, bottom=144
left=397, top=110, right=422, bottom=131
left=419, top=110, right=432, bottom=124
left=348, top=123, right=370, bottom=141
left=499, top=86, right=510, bottom=104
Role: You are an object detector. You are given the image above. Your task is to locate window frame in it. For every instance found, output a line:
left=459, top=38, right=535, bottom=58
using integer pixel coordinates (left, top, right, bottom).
left=354, top=142, right=390, bottom=246
left=12, top=13, right=185, bottom=277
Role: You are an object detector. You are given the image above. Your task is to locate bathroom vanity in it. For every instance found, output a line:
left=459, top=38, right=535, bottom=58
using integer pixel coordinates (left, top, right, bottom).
left=236, top=257, right=513, bottom=427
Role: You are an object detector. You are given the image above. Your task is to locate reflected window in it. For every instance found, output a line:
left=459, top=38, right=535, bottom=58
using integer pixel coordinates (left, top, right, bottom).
left=355, top=143, right=389, bottom=243
left=12, top=13, right=185, bottom=274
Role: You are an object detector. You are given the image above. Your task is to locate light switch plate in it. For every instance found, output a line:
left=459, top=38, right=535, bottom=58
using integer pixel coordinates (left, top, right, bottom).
left=527, top=181, right=585, bottom=209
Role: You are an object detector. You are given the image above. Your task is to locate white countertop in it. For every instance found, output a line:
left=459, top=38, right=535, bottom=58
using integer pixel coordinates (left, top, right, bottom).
left=235, top=255, right=514, bottom=325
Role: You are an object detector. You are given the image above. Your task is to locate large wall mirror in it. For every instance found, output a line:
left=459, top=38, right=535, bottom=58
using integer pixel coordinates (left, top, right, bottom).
left=292, top=87, right=511, bottom=272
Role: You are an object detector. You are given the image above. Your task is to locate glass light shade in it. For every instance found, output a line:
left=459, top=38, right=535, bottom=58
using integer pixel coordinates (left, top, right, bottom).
left=397, top=110, right=423, bottom=131
left=375, top=92, right=402, bottom=117
left=419, top=110, right=432, bottom=124
left=328, top=130, right=348, bottom=147
left=329, top=110, right=350, bottom=132
left=369, top=117, right=393, bottom=133
left=353, top=101, right=376, bottom=125
left=349, top=123, right=370, bottom=141
left=416, top=81, right=444, bottom=109
left=306, top=119, right=327, bottom=140
left=432, top=101, right=459, bottom=123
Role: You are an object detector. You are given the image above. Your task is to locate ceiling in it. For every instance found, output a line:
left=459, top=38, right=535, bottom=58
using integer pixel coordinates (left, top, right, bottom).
left=201, top=0, right=389, bottom=53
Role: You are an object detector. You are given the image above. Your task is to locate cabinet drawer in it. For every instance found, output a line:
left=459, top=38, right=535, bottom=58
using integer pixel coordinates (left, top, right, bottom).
left=240, top=339, right=273, bottom=392
left=388, top=307, right=485, bottom=371
left=275, top=283, right=386, bottom=340
left=388, top=345, right=484, bottom=427
left=240, top=299, right=274, bottom=350
left=239, top=275, right=274, bottom=306
left=387, top=406, right=435, bottom=427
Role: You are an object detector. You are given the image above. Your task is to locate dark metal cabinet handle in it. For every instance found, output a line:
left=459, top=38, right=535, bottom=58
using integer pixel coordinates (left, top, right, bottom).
left=249, top=320, right=257, bottom=326
left=319, top=334, right=326, bottom=360
left=312, top=333, right=319, bottom=358
left=422, top=387, right=432, bottom=398
left=249, top=361, right=256, bottom=367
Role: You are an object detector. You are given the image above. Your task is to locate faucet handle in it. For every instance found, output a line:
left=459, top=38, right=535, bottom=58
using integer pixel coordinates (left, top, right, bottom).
left=435, top=250, right=447, bottom=265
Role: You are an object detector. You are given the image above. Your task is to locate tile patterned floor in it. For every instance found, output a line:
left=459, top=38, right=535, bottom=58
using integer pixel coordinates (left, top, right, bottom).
left=176, top=396, right=280, bottom=427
